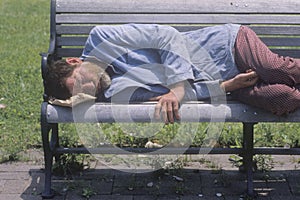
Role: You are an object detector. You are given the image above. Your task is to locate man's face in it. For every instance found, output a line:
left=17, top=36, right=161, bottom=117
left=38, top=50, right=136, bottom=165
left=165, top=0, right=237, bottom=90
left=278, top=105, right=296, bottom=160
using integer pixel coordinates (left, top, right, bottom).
left=65, top=63, right=100, bottom=96
left=64, top=61, right=111, bottom=97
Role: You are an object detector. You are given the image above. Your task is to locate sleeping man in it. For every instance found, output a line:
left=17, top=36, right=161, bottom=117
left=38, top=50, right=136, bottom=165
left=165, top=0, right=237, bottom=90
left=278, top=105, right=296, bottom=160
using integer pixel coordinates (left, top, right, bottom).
left=45, top=23, right=300, bottom=123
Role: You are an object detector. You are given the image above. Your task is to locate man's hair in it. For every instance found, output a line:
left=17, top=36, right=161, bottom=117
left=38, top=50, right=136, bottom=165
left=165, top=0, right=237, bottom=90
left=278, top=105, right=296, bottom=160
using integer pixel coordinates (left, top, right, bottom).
left=45, top=59, right=75, bottom=100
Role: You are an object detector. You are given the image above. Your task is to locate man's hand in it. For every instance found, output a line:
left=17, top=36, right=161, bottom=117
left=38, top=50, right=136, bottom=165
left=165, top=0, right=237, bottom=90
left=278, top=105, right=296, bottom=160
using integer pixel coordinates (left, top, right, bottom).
left=220, top=70, right=259, bottom=92
left=150, top=81, right=185, bottom=124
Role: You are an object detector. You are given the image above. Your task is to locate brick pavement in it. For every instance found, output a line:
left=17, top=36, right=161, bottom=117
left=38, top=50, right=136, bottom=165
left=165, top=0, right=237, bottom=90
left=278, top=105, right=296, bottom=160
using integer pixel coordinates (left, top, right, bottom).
left=1, top=154, right=300, bottom=200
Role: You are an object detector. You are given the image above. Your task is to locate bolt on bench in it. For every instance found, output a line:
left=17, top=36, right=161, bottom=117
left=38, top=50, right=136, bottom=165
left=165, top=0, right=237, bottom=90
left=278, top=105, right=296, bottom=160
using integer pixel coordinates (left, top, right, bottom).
left=41, top=0, right=300, bottom=198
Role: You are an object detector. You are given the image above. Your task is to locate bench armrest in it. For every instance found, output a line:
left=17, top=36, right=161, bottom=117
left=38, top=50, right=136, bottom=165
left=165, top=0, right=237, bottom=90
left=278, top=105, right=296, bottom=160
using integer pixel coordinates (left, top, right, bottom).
left=40, top=52, right=54, bottom=102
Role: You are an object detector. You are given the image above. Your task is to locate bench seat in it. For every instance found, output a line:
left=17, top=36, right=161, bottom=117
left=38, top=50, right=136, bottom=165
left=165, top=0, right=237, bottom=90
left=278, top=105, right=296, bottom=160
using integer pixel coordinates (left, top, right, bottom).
left=45, top=102, right=300, bottom=123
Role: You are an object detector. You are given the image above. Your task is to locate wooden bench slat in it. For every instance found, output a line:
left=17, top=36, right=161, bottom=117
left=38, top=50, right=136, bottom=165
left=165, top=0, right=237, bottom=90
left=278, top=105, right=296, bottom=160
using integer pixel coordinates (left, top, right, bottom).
left=56, top=25, right=214, bottom=35
left=56, top=0, right=300, bottom=14
left=275, top=50, right=300, bottom=59
left=56, top=25, right=300, bottom=36
left=57, top=37, right=86, bottom=46
left=261, top=37, right=300, bottom=47
left=251, top=26, right=300, bottom=35
left=56, top=36, right=300, bottom=48
left=56, top=48, right=83, bottom=57
left=46, top=102, right=300, bottom=123
left=55, top=48, right=300, bottom=59
left=56, top=25, right=94, bottom=35
left=56, top=14, right=300, bottom=25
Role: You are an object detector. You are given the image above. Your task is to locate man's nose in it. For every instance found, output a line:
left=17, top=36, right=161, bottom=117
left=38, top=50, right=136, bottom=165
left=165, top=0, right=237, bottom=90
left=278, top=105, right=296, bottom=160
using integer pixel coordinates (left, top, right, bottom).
left=81, top=81, right=97, bottom=95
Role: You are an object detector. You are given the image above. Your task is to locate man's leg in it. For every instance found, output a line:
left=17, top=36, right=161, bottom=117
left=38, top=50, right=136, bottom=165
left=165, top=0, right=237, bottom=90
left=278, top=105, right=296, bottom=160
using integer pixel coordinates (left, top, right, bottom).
left=232, top=26, right=300, bottom=115
left=234, top=26, right=300, bottom=86
left=231, top=83, right=300, bottom=115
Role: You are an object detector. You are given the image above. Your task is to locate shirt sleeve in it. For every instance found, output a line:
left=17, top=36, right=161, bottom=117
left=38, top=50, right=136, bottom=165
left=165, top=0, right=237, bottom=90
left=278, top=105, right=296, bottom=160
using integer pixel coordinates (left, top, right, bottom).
left=151, top=25, right=195, bottom=85
left=81, top=24, right=195, bottom=86
left=192, top=79, right=226, bottom=99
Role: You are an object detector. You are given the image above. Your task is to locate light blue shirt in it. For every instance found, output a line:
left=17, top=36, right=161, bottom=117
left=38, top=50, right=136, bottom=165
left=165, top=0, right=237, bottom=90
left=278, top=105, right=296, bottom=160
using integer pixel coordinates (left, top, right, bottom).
left=81, top=23, right=240, bottom=101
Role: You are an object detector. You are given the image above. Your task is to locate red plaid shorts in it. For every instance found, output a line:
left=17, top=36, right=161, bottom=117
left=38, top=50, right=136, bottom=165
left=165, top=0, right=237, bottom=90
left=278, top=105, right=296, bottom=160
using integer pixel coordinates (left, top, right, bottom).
left=232, top=26, right=300, bottom=115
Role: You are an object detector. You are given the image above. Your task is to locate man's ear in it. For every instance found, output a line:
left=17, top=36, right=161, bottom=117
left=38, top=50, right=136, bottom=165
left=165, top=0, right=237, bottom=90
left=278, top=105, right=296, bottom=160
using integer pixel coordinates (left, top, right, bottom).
left=66, top=58, right=83, bottom=66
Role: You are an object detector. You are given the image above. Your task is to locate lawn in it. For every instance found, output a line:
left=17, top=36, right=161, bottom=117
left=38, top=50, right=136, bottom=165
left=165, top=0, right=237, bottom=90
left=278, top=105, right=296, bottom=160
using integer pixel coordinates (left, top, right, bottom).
left=0, top=0, right=300, bottom=163
left=0, top=0, right=50, bottom=161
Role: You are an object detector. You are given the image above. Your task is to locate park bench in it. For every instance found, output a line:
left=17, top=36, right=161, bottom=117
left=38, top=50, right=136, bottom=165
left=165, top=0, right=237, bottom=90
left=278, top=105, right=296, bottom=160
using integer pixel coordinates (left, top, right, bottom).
left=40, top=0, right=300, bottom=198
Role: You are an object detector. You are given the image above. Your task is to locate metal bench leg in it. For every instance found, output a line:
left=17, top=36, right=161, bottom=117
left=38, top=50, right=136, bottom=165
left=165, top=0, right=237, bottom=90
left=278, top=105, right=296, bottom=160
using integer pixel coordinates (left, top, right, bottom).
left=243, top=122, right=255, bottom=197
left=51, top=124, right=60, bottom=163
left=41, top=126, right=55, bottom=199
left=41, top=103, right=55, bottom=199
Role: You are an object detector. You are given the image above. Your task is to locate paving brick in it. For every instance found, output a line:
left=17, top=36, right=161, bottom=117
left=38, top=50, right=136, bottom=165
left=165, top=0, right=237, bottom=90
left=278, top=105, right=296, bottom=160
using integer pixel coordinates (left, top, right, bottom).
left=0, top=163, right=41, bottom=172
left=0, top=180, right=6, bottom=193
left=287, top=174, right=300, bottom=195
left=1, top=194, right=42, bottom=200
left=2, top=179, right=29, bottom=194
left=0, top=172, right=30, bottom=180
left=90, top=178, right=113, bottom=195
left=90, top=194, right=134, bottom=200
left=269, top=196, right=296, bottom=200
left=132, top=195, right=159, bottom=200
left=1, top=155, right=300, bottom=200
left=267, top=181, right=291, bottom=196
left=22, top=172, right=44, bottom=195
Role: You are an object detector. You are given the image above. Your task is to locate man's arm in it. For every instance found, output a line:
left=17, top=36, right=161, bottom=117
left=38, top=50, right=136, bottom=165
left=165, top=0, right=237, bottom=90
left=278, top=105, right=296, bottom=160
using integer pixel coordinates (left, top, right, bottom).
left=220, top=70, right=258, bottom=92
left=150, top=71, right=258, bottom=124
left=150, top=81, right=185, bottom=124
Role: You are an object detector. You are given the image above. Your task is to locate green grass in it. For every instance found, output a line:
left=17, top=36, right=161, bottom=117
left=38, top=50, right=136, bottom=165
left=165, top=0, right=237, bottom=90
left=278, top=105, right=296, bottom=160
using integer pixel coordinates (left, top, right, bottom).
left=0, top=0, right=300, bottom=163
left=0, top=0, right=50, bottom=161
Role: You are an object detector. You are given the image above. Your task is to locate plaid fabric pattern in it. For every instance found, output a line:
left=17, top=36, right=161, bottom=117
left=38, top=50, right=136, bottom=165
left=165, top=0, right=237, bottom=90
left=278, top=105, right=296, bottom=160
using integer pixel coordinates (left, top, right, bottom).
left=232, top=26, right=300, bottom=115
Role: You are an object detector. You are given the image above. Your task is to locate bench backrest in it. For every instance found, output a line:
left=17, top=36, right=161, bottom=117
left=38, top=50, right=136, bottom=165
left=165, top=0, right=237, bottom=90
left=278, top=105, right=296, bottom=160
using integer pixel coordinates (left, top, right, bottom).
left=49, top=0, right=300, bottom=61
